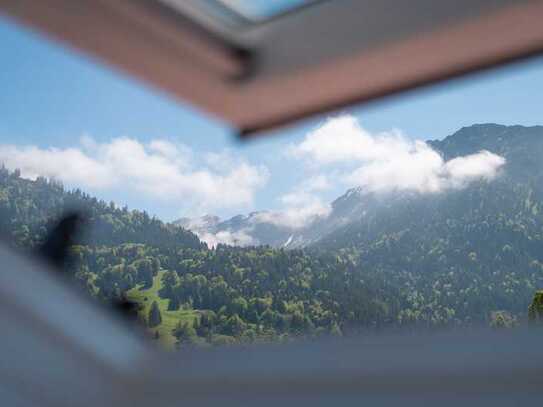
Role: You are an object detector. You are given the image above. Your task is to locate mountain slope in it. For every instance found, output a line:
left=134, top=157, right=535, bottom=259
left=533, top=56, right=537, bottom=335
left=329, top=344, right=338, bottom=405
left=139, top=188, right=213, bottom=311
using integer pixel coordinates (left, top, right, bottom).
left=317, top=123, right=543, bottom=250
left=178, top=124, right=543, bottom=250
left=2, top=124, right=543, bottom=346
left=174, top=212, right=294, bottom=247
left=0, top=167, right=204, bottom=250
left=157, top=123, right=543, bottom=335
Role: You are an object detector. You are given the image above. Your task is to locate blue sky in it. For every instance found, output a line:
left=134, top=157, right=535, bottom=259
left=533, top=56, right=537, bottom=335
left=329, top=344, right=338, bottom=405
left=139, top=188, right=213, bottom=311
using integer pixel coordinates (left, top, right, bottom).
left=1, top=15, right=543, bottom=223
left=217, top=0, right=309, bottom=20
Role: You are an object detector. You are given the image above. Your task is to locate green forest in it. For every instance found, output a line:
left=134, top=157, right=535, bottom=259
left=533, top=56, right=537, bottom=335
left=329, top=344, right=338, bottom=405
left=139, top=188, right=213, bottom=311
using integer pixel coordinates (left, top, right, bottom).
left=2, top=124, right=543, bottom=349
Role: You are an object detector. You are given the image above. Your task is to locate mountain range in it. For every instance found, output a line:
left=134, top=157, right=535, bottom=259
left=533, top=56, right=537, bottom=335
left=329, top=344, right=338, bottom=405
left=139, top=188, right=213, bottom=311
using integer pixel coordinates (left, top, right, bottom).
left=175, top=123, right=543, bottom=250
left=3, top=122, right=543, bottom=345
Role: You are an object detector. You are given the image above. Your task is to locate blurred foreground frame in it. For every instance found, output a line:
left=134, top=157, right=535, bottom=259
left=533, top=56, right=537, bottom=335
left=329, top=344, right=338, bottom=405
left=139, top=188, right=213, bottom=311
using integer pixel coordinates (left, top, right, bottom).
left=2, top=0, right=543, bottom=136
left=1, top=240, right=543, bottom=405
left=37, top=212, right=141, bottom=322
left=1, top=0, right=543, bottom=405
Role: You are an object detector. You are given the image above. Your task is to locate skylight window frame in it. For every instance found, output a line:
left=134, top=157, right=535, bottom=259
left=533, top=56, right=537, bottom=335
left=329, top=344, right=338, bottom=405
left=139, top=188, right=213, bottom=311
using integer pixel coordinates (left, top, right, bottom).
left=210, top=0, right=323, bottom=25
left=2, top=0, right=543, bottom=137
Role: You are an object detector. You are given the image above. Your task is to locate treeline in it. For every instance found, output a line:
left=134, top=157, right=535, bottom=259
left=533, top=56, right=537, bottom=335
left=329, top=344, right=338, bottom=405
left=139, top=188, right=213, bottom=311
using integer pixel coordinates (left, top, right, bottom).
left=0, top=166, right=203, bottom=250
left=69, top=240, right=543, bottom=346
left=71, top=244, right=374, bottom=344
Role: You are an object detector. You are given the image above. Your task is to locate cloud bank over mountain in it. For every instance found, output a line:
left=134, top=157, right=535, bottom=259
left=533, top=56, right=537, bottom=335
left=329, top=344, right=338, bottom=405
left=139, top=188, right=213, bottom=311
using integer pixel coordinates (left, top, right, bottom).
left=0, top=137, right=269, bottom=214
left=0, top=117, right=506, bottom=240
left=289, top=115, right=505, bottom=194
left=187, top=118, right=508, bottom=248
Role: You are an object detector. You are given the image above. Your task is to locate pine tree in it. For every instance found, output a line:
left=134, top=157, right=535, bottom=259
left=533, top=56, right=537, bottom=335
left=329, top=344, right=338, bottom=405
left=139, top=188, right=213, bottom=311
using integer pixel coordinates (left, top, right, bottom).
left=528, top=290, right=543, bottom=326
left=148, top=301, right=162, bottom=327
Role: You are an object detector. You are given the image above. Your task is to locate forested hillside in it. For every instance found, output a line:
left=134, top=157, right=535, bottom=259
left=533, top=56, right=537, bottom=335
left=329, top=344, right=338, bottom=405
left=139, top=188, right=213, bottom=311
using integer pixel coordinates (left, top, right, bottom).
left=1, top=124, right=543, bottom=349
left=0, top=166, right=203, bottom=250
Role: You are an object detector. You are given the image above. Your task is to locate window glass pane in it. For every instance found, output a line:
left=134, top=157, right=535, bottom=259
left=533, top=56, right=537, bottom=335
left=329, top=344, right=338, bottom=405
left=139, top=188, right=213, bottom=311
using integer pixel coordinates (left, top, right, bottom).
left=2, top=14, right=543, bottom=351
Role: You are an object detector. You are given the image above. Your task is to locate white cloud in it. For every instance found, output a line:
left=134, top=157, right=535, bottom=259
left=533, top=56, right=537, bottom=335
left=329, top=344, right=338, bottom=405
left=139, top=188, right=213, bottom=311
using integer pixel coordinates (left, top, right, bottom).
left=0, top=145, right=113, bottom=188
left=0, top=136, right=269, bottom=213
left=253, top=190, right=331, bottom=229
left=444, top=151, right=506, bottom=188
left=306, top=175, right=331, bottom=192
left=196, top=229, right=257, bottom=248
left=204, top=150, right=237, bottom=172
left=288, top=115, right=408, bottom=164
left=148, top=139, right=193, bottom=167
left=290, top=115, right=506, bottom=194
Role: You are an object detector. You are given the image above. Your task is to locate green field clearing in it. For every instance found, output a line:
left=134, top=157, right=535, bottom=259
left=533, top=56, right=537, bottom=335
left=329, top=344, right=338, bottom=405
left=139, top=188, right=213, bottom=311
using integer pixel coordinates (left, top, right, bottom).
left=127, top=270, right=197, bottom=349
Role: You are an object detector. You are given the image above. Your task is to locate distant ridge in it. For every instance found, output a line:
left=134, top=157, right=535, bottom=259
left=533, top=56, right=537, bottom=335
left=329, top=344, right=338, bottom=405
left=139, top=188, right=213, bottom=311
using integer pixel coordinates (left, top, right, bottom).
left=176, top=123, right=543, bottom=248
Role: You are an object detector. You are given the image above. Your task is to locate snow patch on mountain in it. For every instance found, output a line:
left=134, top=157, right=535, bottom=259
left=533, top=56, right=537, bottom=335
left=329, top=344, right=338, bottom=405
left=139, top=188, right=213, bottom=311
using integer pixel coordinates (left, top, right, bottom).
left=283, top=235, right=294, bottom=247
